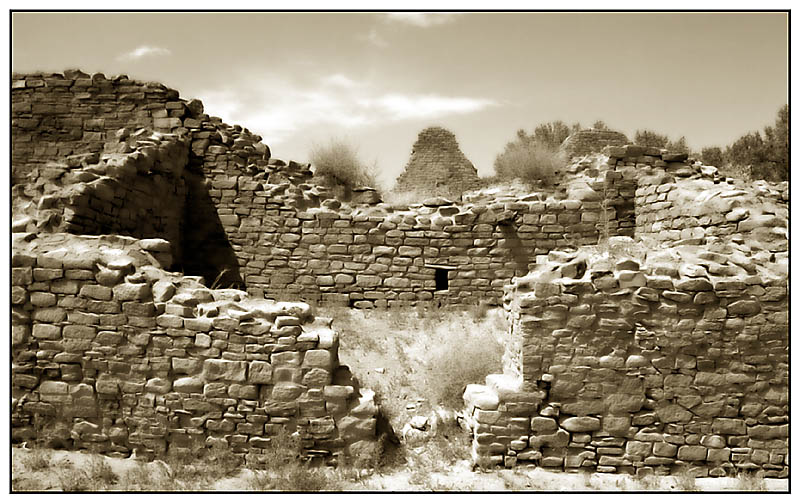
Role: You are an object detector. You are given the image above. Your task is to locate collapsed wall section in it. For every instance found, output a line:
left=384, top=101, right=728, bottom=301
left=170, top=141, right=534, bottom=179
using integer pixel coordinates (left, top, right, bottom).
left=12, top=130, right=189, bottom=265
left=11, top=234, right=378, bottom=463
left=11, top=70, right=275, bottom=287
left=464, top=243, right=788, bottom=477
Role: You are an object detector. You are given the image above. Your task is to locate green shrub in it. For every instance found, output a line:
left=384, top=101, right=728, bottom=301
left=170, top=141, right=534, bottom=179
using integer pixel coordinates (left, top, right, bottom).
left=493, top=141, right=565, bottom=188
left=310, top=139, right=379, bottom=198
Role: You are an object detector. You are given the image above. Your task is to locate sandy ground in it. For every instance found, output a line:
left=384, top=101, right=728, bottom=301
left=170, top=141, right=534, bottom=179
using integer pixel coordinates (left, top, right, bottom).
left=10, top=447, right=789, bottom=493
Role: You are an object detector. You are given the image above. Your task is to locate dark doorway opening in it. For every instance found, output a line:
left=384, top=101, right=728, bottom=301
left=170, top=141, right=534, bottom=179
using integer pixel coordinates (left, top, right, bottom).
left=434, top=268, right=449, bottom=291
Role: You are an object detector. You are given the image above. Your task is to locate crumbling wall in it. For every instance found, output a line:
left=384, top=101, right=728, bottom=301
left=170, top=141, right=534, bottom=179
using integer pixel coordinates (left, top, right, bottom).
left=11, top=70, right=274, bottom=286
left=11, top=234, right=378, bottom=463
left=560, top=129, right=629, bottom=159
left=465, top=243, right=788, bottom=477
left=12, top=130, right=189, bottom=265
left=394, top=127, right=481, bottom=198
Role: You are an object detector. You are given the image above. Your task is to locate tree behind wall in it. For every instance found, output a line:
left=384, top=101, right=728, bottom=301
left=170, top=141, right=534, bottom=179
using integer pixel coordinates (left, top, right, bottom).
left=723, top=104, right=788, bottom=182
left=633, top=130, right=670, bottom=149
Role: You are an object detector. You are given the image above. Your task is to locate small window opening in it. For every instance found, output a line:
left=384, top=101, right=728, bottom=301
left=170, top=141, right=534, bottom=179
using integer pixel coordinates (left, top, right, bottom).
left=434, top=268, right=449, bottom=291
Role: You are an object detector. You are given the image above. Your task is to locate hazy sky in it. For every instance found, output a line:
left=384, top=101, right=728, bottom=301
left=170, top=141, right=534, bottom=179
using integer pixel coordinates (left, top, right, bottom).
left=12, top=11, right=788, bottom=188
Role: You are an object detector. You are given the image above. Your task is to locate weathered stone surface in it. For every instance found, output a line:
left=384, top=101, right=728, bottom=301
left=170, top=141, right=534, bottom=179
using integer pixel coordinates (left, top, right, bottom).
left=561, top=416, right=601, bottom=432
left=203, top=359, right=247, bottom=382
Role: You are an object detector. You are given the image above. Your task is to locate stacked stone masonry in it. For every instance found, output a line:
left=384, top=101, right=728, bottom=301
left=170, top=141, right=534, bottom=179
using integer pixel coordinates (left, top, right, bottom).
left=10, top=73, right=790, bottom=475
left=11, top=72, right=648, bottom=307
left=464, top=242, right=788, bottom=477
left=560, top=129, right=630, bottom=159
left=393, top=126, right=481, bottom=198
left=11, top=234, right=378, bottom=463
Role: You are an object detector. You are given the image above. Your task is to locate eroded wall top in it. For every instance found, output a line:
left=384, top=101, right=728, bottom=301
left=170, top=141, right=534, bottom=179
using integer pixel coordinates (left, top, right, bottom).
left=394, top=127, right=481, bottom=198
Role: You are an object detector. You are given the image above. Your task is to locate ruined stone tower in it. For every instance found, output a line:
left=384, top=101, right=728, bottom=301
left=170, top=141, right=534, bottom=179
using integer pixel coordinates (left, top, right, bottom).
left=394, top=126, right=480, bottom=198
left=559, top=128, right=629, bottom=158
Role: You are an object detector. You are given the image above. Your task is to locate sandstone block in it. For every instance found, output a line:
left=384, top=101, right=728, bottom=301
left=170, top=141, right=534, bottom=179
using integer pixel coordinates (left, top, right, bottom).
left=727, top=300, right=761, bottom=316
left=113, top=282, right=152, bottom=301
left=531, top=417, right=558, bottom=434
left=302, top=349, right=334, bottom=369
left=172, top=358, right=201, bottom=374
left=711, top=418, right=746, bottom=435
left=463, top=384, right=500, bottom=410
left=145, top=377, right=172, bottom=394
left=248, top=361, right=273, bottom=384
left=33, top=307, right=67, bottom=323
left=173, top=376, right=204, bottom=393
left=203, top=359, right=247, bottom=382
left=677, top=445, right=707, bottom=461
left=561, top=416, right=601, bottom=432
left=32, top=324, right=61, bottom=340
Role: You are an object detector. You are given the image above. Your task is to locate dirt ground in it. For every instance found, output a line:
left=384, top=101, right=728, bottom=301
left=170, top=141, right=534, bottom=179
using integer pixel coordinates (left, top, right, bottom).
left=10, top=446, right=789, bottom=492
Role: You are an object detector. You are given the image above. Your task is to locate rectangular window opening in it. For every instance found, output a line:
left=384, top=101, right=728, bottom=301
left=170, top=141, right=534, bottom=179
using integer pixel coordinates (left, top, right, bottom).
left=434, top=268, right=449, bottom=291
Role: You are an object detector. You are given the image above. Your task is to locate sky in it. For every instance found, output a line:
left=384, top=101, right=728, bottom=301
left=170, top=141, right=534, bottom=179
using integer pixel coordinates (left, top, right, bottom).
left=11, top=11, right=789, bottom=189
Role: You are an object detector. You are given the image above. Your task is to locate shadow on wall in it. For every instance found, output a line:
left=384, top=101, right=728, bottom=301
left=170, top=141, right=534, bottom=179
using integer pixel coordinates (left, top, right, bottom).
left=181, top=171, right=244, bottom=289
left=499, top=222, right=532, bottom=277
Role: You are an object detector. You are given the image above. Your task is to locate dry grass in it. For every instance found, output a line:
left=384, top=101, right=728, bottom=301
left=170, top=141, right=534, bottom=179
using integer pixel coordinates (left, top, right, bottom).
left=329, top=305, right=507, bottom=433
left=673, top=469, right=699, bottom=491
left=735, top=470, right=767, bottom=491
left=310, top=138, right=380, bottom=198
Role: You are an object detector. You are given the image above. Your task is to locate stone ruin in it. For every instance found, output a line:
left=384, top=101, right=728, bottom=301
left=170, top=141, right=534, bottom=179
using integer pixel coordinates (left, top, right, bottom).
left=393, top=126, right=481, bottom=198
left=463, top=146, right=788, bottom=477
left=560, top=128, right=630, bottom=159
left=10, top=71, right=788, bottom=477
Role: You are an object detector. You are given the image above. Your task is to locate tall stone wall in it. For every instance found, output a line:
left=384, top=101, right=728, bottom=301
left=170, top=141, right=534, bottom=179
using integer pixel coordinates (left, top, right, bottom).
left=394, top=127, right=481, bottom=198
left=11, top=70, right=273, bottom=287
left=464, top=244, right=788, bottom=477
left=11, top=234, right=378, bottom=463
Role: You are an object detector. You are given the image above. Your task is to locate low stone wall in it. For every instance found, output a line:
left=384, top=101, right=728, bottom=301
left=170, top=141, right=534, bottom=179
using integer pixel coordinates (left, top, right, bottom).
left=464, top=244, right=788, bottom=477
left=11, top=234, right=378, bottom=463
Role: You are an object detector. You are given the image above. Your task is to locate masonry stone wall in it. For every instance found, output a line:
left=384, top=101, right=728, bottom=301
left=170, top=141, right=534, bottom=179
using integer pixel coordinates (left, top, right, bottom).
left=12, top=71, right=274, bottom=287
left=630, top=164, right=789, bottom=253
left=394, top=127, right=481, bottom=198
left=11, top=73, right=645, bottom=306
left=13, top=130, right=190, bottom=265
left=560, top=129, right=629, bottom=159
left=11, top=234, right=378, bottom=463
left=464, top=244, right=788, bottom=477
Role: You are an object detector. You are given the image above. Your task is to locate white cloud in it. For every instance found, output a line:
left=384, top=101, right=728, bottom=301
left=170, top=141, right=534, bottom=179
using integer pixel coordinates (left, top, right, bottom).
left=321, top=73, right=361, bottom=89
left=383, top=13, right=461, bottom=28
left=360, top=94, right=496, bottom=121
left=196, top=73, right=496, bottom=146
left=359, top=27, right=389, bottom=48
left=117, top=45, right=171, bottom=61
